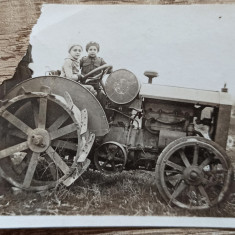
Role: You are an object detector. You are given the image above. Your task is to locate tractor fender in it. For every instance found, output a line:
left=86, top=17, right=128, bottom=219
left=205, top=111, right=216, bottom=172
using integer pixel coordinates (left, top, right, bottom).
left=3, top=76, right=109, bottom=137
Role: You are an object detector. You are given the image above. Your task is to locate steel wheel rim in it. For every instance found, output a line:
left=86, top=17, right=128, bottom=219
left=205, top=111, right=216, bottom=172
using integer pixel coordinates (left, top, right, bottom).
left=0, top=92, right=82, bottom=191
left=156, top=137, right=232, bottom=209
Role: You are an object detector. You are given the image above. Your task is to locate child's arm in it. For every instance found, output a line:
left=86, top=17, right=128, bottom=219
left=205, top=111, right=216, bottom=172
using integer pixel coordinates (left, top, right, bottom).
left=101, top=58, right=113, bottom=74
left=63, top=59, right=78, bottom=81
left=79, top=57, right=86, bottom=83
left=80, top=57, right=83, bottom=69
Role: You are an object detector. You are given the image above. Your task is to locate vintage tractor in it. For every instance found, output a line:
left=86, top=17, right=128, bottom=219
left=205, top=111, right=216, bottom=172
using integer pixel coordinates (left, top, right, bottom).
left=0, top=64, right=233, bottom=210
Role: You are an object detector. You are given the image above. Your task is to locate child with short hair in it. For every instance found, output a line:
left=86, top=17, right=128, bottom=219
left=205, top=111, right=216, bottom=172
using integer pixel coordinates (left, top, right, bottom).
left=80, top=41, right=112, bottom=82
left=61, top=44, right=97, bottom=95
left=80, top=41, right=112, bottom=106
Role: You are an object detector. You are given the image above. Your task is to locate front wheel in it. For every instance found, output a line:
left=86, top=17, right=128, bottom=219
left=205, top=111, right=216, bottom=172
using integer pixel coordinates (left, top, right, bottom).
left=94, top=141, right=127, bottom=174
left=155, top=136, right=233, bottom=210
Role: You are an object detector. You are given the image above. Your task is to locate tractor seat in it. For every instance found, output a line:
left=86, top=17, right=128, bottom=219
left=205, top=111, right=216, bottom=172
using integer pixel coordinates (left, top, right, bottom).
left=144, top=71, right=158, bottom=84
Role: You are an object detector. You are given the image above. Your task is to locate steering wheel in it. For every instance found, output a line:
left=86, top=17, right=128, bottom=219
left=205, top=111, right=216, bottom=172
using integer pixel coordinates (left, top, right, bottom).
left=83, top=64, right=113, bottom=84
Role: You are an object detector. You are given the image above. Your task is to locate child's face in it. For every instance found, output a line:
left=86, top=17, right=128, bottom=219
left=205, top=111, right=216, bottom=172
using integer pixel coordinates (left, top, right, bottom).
left=70, top=46, right=82, bottom=59
left=88, top=46, right=98, bottom=57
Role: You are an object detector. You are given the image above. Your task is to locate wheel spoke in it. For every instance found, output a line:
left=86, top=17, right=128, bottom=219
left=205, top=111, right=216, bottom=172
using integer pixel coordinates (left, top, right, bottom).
left=179, top=149, right=191, bottom=167
left=97, top=152, right=109, bottom=160
left=2, top=110, right=32, bottom=135
left=102, top=160, right=109, bottom=168
left=104, top=145, right=111, bottom=155
left=199, top=156, right=212, bottom=169
left=198, top=185, right=211, bottom=206
left=165, top=170, right=182, bottom=174
left=31, top=99, right=39, bottom=128
left=165, top=174, right=183, bottom=182
left=38, top=97, right=47, bottom=129
left=111, top=147, right=119, bottom=156
left=189, top=185, right=197, bottom=195
left=166, top=160, right=185, bottom=172
left=59, top=132, right=78, bottom=139
left=13, top=158, right=28, bottom=175
left=113, top=156, right=124, bottom=162
left=8, top=129, right=27, bottom=139
left=111, top=160, right=117, bottom=171
left=51, top=140, right=78, bottom=151
left=0, top=141, right=29, bottom=159
left=46, top=146, right=70, bottom=174
left=47, top=113, right=69, bottom=132
left=23, top=152, right=40, bottom=188
left=201, top=177, right=210, bottom=185
left=49, top=123, right=77, bottom=140
left=170, top=180, right=187, bottom=202
left=192, top=144, right=199, bottom=166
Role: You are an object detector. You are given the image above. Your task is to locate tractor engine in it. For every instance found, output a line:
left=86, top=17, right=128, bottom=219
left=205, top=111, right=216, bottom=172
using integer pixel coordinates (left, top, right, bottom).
left=143, top=99, right=194, bottom=149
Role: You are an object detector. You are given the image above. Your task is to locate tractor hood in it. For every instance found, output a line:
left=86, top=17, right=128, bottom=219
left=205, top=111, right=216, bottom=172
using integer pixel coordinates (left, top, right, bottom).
left=139, top=83, right=232, bottom=106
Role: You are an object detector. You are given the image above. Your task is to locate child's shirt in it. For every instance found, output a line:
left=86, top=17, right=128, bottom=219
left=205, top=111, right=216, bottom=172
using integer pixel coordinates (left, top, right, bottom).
left=80, top=56, right=106, bottom=77
left=61, top=54, right=80, bottom=80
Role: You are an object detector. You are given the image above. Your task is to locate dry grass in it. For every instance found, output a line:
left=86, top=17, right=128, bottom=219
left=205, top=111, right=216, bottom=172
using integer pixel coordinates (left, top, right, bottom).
left=0, top=169, right=234, bottom=217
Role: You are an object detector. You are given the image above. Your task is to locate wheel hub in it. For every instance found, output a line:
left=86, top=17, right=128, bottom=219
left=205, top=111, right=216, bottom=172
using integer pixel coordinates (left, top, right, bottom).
left=183, top=166, right=204, bottom=185
left=27, top=128, right=50, bottom=153
left=32, top=134, right=44, bottom=146
left=108, top=154, right=113, bottom=161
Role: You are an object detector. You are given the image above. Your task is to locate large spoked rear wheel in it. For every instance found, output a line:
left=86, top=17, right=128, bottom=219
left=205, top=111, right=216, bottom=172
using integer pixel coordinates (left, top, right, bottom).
left=155, top=136, right=233, bottom=210
left=0, top=91, right=86, bottom=191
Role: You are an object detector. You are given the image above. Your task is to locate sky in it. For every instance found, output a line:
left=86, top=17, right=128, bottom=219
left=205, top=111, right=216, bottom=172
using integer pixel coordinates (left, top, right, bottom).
left=30, top=4, right=235, bottom=99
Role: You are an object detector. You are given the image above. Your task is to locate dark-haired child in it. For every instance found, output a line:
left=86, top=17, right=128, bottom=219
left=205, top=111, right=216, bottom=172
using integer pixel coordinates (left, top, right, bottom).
left=80, top=41, right=112, bottom=84
left=80, top=41, right=112, bottom=105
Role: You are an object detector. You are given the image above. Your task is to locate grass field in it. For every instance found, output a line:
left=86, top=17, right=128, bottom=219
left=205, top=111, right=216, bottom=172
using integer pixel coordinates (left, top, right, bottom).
left=0, top=114, right=234, bottom=217
left=0, top=168, right=234, bottom=217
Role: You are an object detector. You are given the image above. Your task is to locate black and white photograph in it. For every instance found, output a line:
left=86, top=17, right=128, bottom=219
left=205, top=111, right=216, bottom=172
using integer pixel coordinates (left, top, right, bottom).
left=0, top=1, right=235, bottom=230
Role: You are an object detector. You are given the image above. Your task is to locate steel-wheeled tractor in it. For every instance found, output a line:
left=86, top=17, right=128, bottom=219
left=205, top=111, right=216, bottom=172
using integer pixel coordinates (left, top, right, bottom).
left=0, top=64, right=233, bottom=210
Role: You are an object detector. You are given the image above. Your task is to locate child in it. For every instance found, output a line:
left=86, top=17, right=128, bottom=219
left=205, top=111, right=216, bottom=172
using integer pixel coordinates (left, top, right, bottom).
left=80, top=41, right=112, bottom=83
left=61, top=44, right=97, bottom=95
left=61, top=44, right=82, bottom=81
left=80, top=41, right=112, bottom=106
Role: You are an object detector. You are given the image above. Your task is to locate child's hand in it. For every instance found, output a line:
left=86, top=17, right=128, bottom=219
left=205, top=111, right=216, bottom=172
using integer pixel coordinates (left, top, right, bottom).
left=77, top=74, right=84, bottom=83
left=107, top=67, right=113, bottom=74
left=80, top=74, right=86, bottom=83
